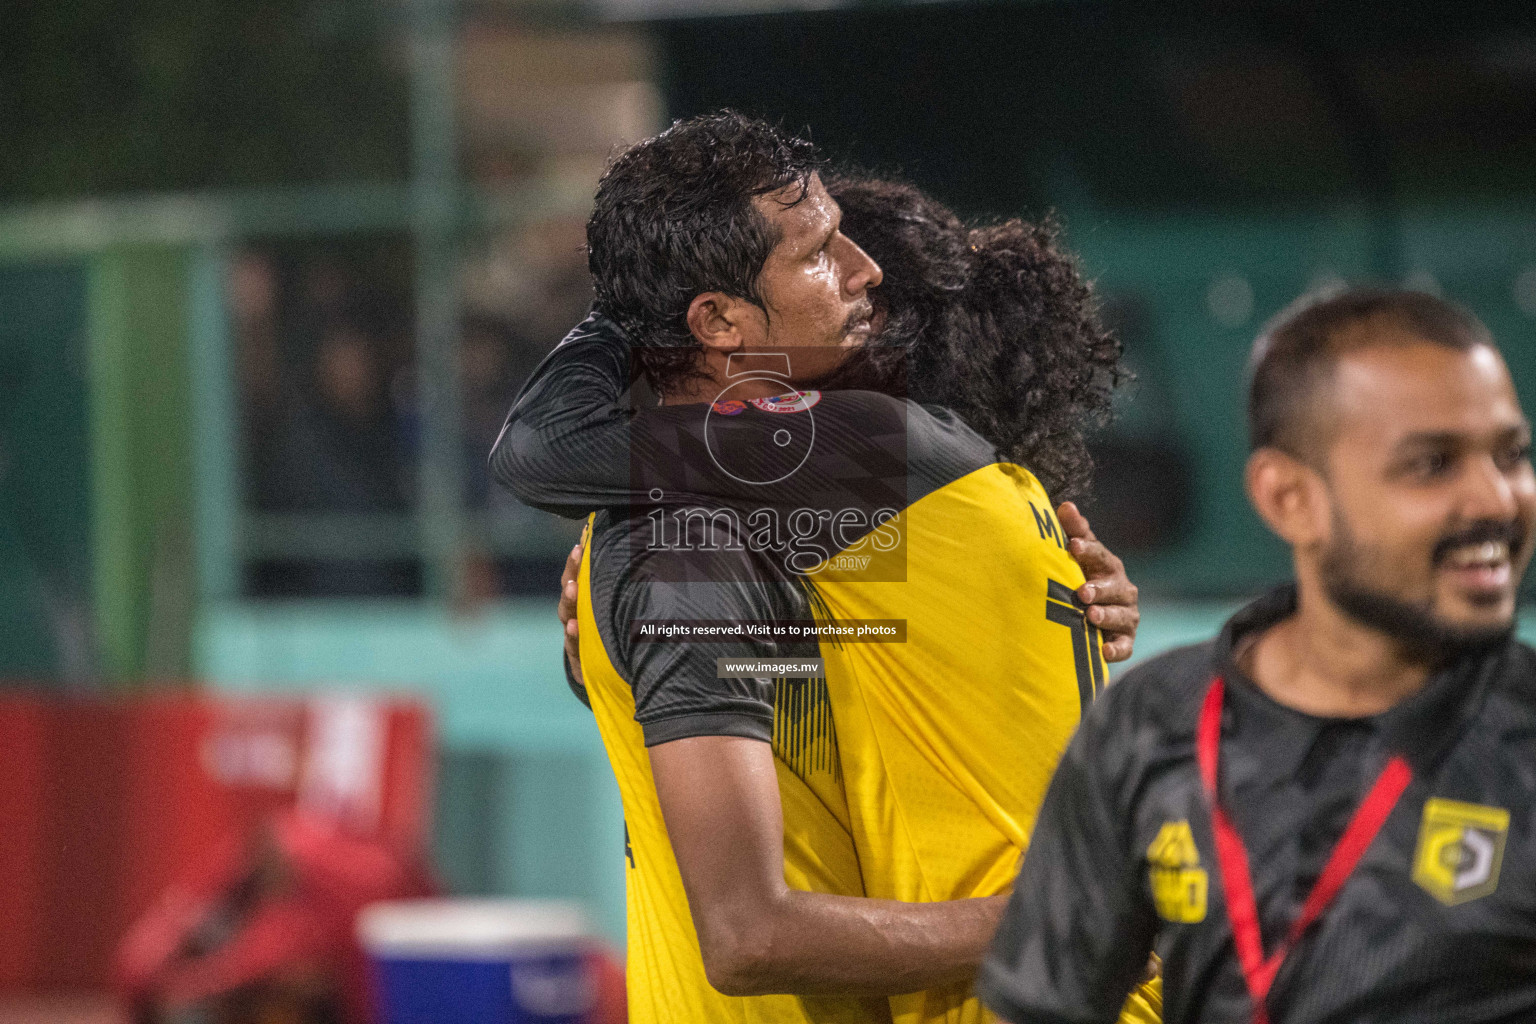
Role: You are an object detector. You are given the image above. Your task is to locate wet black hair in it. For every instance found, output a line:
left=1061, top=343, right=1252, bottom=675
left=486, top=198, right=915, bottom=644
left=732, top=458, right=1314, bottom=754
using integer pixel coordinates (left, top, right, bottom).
left=586, top=111, right=820, bottom=396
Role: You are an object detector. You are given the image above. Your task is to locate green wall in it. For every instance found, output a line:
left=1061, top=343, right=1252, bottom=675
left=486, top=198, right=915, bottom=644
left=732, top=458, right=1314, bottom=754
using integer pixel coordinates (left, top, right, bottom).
left=1067, top=209, right=1536, bottom=596
left=0, top=248, right=198, bottom=685
left=88, top=247, right=197, bottom=681
left=0, top=264, right=93, bottom=681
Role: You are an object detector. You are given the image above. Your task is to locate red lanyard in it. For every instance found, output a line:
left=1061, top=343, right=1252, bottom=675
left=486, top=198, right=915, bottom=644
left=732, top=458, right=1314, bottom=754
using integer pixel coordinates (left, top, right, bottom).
left=1197, top=677, right=1413, bottom=1024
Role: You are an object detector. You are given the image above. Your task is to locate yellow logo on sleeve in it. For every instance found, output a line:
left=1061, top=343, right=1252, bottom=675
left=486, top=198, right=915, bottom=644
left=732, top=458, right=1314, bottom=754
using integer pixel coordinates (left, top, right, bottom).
left=1412, top=798, right=1509, bottom=906
left=1147, top=821, right=1208, bottom=923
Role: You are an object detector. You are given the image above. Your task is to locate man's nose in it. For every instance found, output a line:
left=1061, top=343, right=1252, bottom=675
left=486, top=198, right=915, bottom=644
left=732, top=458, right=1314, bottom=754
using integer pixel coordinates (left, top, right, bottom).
left=1462, top=454, right=1521, bottom=522
left=844, top=239, right=882, bottom=295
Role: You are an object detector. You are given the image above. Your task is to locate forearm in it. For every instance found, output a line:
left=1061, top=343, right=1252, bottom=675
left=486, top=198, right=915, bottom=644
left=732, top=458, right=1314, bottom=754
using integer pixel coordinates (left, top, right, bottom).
left=653, top=734, right=1007, bottom=999
left=492, top=316, right=907, bottom=522
left=488, top=316, right=638, bottom=516
left=700, top=888, right=1008, bottom=997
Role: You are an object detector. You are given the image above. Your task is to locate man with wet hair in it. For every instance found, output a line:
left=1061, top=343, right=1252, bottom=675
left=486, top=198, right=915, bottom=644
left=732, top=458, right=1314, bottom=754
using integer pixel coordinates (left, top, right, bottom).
left=494, top=112, right=1157, bottom=1024
left=981, top=288, right=1536, bottom=1024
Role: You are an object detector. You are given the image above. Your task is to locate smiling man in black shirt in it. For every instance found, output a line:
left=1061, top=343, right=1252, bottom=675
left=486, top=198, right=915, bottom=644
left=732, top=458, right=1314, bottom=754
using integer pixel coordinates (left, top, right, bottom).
left=980, top=288, right=1536, bottom=1024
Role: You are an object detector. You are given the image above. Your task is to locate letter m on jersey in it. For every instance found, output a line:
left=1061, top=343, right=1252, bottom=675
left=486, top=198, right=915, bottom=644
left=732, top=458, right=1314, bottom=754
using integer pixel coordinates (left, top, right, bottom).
left=1030, top=502, right=1065, bottom=550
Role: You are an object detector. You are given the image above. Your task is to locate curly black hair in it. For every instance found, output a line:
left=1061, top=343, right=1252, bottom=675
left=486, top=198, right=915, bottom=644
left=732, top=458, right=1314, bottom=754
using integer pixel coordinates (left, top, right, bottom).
left=822, top=175, right=1125, bottom=500
left=586, top=111, right=821, bottom=396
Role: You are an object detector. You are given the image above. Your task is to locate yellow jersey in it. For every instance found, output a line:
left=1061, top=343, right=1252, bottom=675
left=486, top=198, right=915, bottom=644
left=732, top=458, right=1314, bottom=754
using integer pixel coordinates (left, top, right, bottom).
left=577, top=512, right=892, bottom=1024
left=492, top=316, right=1161, bottom=1024
left=809, top=462, right=1161, bottom=1024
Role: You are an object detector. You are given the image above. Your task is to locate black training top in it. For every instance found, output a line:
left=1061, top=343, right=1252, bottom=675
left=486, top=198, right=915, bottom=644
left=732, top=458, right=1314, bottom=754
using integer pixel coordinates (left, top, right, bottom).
left=492, top=312, right=1001, bottom=747
left=979, top=584, right=1536, bottom=1024
left=582, top=506, right=823, bottom=747
left=488, top=312, right=995, bottom=527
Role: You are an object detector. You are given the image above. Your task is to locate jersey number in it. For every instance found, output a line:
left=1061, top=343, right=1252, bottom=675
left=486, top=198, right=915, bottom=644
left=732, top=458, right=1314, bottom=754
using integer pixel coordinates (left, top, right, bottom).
left=1046, top=579, right=1106, bottom=715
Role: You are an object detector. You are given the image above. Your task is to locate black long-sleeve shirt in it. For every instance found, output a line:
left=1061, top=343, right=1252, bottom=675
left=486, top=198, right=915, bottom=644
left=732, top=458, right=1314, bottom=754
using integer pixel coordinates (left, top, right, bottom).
left=488, top=312, right=994, bottom=528
left=980, top=585, right=1536, bottom=1024
left=492, top=312, right=999, bottom=743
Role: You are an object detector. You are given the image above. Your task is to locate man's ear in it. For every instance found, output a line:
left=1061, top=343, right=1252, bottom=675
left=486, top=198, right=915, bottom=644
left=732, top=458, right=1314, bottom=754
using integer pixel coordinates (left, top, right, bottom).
left=1246, top=446, right=1330, bottom=547
left=687, top=292, right=751, bottom=354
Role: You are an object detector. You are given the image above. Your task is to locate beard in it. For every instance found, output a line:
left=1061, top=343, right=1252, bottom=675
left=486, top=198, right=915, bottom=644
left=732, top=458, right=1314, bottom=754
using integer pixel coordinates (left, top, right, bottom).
left=801, top=308, right=910, bottom=397
left=1320, top=512, right=1520, bottom=666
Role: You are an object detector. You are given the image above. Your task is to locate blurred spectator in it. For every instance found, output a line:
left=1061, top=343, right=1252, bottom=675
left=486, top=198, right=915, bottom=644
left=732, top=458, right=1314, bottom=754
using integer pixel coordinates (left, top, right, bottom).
left=255, top=312, right=408, bottom=516
left=234, top=222, right=597, bottom=599
left=462, top=216, right=593, bottom=399
left=234, top=242, right=424, bottom=598
left=115, top=696, right=437, bottom=1024
left=460, top=217, right=594, bottom=598
left=462, top=217, right=591, bottom=344
left=461, top=314, right=543, bottom=507
left=229, top=253, right=284, bottom=444
left=116, top=808, right=436, bottom=1024
left=250, top=308, right=416, bottom=597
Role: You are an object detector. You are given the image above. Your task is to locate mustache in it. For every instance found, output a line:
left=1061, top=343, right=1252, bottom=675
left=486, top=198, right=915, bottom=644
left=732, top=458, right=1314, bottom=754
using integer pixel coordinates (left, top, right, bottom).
left=841, top=301, right=875, bottom=335
left=1432, top=520, right=1527, bottom=565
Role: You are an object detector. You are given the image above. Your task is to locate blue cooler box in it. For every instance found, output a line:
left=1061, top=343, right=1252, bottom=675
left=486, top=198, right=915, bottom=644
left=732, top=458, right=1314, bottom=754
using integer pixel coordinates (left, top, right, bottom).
left=359, top=899, right=596, bottom=1024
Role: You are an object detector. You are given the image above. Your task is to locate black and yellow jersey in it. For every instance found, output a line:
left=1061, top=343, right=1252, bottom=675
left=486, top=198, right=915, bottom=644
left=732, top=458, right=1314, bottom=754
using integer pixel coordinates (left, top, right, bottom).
left=492, top=314, right=1160, bottom=1024
left=576, top=509, right=890, bottom=1024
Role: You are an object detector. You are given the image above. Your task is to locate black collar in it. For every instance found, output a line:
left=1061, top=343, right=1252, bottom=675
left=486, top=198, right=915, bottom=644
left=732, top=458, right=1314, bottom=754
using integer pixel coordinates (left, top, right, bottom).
left=1211, top=584, right=1507, bottom=777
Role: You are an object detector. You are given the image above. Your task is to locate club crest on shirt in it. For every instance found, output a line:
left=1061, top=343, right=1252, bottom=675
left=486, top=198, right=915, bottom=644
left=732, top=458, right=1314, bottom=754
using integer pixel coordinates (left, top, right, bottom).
left=711, top=399, right=746, bottom=416
left=1147, top=821, right=1208, bottom=923
left=749, top=390, right=821, bottom=414
left=1412, top=797, right=1509, bottom=905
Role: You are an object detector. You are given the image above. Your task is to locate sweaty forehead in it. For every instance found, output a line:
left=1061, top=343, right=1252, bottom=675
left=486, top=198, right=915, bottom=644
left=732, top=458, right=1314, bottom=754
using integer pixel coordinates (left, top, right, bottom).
left=756, top=173, right=834, bottom=249
left=1328, top=335, right=1523, bottom=448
